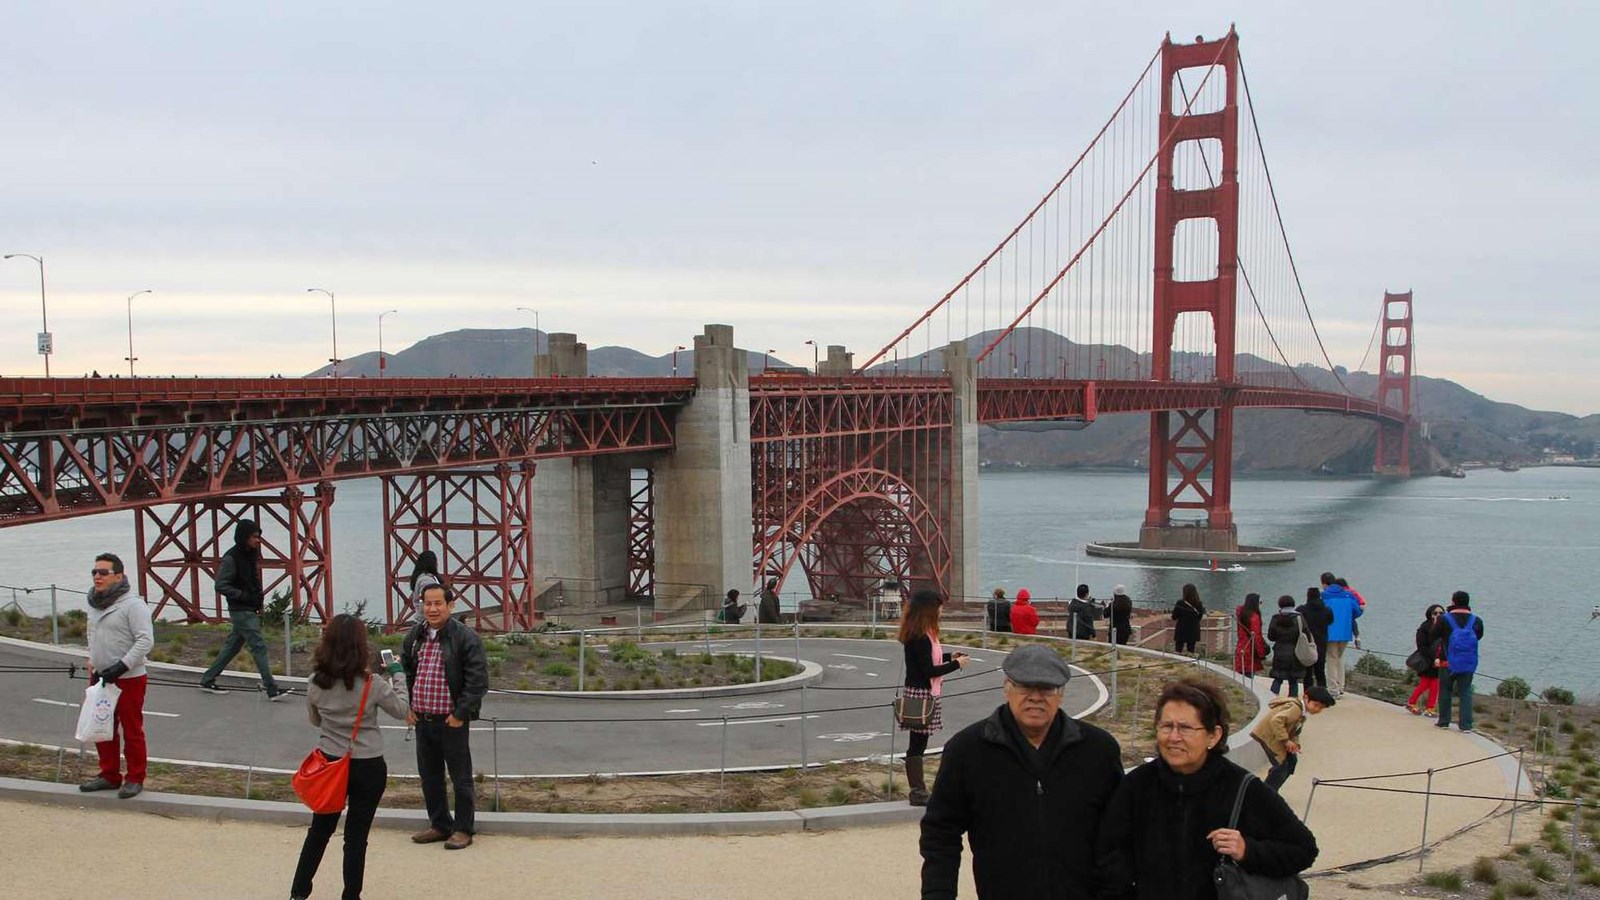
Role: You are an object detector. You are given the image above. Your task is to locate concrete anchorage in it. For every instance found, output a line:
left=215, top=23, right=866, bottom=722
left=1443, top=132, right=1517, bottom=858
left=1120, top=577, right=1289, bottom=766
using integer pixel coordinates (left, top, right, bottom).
left=942, top=341, right=982, bottom=607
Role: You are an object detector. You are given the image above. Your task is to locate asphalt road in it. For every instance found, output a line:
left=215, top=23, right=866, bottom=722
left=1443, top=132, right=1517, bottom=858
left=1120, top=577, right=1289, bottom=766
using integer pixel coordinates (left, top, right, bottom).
left=0, top=637, right=1105, bottom=778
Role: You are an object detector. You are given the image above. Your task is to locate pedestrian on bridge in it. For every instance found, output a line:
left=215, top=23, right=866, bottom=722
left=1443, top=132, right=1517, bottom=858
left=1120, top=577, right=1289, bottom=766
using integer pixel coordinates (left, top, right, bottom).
left=403, top=584, right=489, bottom=850
left=1170, top=583, right=1205, bottom=655
left=898, top=589, right=969, bottom=806
left=80, top=552, right=154, bottom=800
left=199, top=520, right=291, bottom=700
left=1318, top=573, right=1363, bottom=698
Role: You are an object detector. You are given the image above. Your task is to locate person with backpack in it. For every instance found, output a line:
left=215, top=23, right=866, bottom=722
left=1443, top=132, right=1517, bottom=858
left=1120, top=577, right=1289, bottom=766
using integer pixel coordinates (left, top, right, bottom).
left=1266, top=595, right=1307, bottom=697
left=1431, top=590, right=1484, bottom=733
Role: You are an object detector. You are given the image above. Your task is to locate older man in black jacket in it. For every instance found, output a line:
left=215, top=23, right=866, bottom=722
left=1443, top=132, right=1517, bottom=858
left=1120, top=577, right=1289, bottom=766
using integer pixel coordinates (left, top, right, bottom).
left=920, top=645, right=1123, bottom=899
left=402, top=584, right=489, bottom=850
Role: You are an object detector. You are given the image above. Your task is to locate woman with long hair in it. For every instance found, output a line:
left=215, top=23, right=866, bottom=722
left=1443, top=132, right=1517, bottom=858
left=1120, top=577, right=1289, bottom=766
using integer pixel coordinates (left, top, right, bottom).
left=1266, top=595, right=1306, bottom=696
left=290, top=615, right=411, bottom=900
left=1296, top=586, right=1333, bottom=688
left=1233, top=593, right=1268, bottom=679
left=1407, top=604, right=1446, bottom=716
left=408, top=551, right=442, bottom=624
left=1170, top=583, right=1205, bottom=655
left=898, top=588, right=969, bottom=806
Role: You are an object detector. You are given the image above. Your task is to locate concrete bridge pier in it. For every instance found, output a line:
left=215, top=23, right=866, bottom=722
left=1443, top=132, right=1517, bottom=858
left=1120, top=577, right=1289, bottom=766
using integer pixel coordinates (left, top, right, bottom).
left=942, top=341, right=981, bottom=608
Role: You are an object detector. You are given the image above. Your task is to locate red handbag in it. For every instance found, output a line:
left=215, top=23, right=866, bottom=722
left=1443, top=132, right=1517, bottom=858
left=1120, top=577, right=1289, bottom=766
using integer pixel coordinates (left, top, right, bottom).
left=292, top=676, right=372, bottom=814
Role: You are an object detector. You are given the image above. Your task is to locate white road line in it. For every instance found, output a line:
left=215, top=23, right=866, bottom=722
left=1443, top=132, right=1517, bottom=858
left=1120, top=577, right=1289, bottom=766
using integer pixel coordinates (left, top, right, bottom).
left=696, top=715, right=821, bottom=727
left=663, top=709, right=701, bottom=713
left=865, top=672, right=880, bottom=677
left=833, top=653, right=889, bottom=662
left=32, top=698, right=180, bottom=718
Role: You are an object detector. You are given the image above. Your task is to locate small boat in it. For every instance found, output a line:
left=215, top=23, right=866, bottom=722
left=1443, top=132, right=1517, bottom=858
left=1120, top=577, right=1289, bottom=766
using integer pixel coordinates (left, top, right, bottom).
left=1498, top=462, right=1521, bottom=473
left=1441, top=466, right=1466, bottom=478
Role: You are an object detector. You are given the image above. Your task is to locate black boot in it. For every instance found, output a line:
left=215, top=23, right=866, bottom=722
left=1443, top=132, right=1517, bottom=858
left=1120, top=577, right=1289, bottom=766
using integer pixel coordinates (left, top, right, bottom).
left=905, top=756, right=929, bottom=806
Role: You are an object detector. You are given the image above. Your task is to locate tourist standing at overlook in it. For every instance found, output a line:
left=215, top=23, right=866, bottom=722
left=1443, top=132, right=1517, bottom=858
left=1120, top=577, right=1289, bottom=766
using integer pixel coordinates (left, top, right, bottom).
left=1407, top=604, right=1445, bottom=716
left=1296, top=587, right=1333, bottom=689
left=402, top=585, right=489, bottom=850
left=408, top=550, right=442, bottom=624
left=289, top=614, right=411, bottom=900
left=1009, top=588, right=1039, bottom=635
left=80, top=552, right=154, bottom=800
left=897, top=589, right=968, bottom=807
left=720, top=588, right=747, bottom=624
left=1233, top=593, right=1268, bottom=679
left=1336, top=577, right=1366, bottom=649
left=1170, top=583, right=1205, bottom=655
left=1266, top=595, right=1307, bottom=696
left=1432, top=591, right=1484, bottom=733
left=920, top=646, right=1123, bottom=898
left=757, top=577, right=782, bottom=624
left=985, top=587, right=1013, bottom=633
left=1069, top=583, right=1099, bottom=640
left=1251, top=685, right=1334, bottom=792
left=1097, top=678, right=1319, bottom=899
left=200, top=520, right=292, bottom=700
left=1318, top=572, right=1363, bottom=697
left=1110, top=585, right=1134, bottom=645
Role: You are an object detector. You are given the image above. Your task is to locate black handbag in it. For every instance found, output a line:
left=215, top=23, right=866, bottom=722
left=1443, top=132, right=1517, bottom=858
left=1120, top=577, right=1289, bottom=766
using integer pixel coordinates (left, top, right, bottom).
left=894, top=694, right=936, bottom=729
left=1405, top=648, right=1431, bottom=674
left=1213, top=774, right=1310, bottom=900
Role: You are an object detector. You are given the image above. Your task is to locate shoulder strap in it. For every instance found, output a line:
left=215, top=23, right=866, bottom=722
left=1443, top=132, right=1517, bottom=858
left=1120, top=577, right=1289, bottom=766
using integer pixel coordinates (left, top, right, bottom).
left=1228, top=771, right=1256, bottom=830
left=349, top=676, right=372, bottom=744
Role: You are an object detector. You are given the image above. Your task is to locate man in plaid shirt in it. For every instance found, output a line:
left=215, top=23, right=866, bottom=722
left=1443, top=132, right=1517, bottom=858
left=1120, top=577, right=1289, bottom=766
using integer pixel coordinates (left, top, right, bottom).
left=402, top=584, right=489, bottom=850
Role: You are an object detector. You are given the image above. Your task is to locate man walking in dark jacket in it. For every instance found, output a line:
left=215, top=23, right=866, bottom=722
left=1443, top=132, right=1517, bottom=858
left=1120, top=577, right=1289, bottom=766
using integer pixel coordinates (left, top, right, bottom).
left=403, top=584, right=489, bottom=850
left=920, top=645, right=1123, bottom=898
left=199, top=521, right=289, bottom=699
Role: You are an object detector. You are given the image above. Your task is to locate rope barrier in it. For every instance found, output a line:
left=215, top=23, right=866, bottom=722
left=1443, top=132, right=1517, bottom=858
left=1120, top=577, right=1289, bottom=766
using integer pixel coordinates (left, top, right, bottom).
left=1312, top=748, right=1520, bottom=785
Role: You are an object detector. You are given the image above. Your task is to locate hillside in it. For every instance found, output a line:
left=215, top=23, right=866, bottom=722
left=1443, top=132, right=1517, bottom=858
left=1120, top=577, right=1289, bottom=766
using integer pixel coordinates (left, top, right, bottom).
left=310, top=327, right=1586, bottom=474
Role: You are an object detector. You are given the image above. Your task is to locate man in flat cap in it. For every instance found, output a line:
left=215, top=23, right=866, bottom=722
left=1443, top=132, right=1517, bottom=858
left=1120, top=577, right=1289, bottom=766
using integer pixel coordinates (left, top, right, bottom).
left=920, top=645, right=1124, bottom=899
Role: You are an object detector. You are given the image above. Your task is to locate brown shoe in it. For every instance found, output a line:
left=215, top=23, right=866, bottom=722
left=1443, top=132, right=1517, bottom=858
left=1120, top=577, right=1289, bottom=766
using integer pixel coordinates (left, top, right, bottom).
left=411, top=827, right=449, bottom=844
left=445, top=831, right=473, bottom=850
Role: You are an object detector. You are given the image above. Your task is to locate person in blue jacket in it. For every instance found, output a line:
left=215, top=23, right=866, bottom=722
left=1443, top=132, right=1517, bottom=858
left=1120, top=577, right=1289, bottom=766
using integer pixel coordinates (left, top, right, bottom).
left=1317, top=572, right=1363, bottom=698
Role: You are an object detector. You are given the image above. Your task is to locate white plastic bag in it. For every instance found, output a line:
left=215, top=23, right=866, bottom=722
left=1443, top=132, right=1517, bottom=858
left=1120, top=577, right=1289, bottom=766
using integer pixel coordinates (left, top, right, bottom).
left=75, top=681, right=121, bottom=744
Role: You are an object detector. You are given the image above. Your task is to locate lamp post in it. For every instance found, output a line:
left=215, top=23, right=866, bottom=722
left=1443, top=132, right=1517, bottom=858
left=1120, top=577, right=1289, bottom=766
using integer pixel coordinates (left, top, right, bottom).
left=124, top=289, right=153, bottom=377
left=804, top=339, right=818, bottom=375
left=3, top=253, right=50, bottom=377
left=378, top=309, right=399, bottom=377
left=765, top=349, right=775, bottom=373
left=671, top=345, right=686, bottom=377
left=306, top=288, right=339, bottom=377
left=516, top=306, right=539, bottom=377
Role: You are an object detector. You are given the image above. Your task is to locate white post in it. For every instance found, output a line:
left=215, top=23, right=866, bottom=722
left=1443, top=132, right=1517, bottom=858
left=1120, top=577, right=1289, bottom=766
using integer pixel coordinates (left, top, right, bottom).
left=282, top=606, right=293, bottom=678
left=578, top=629, right=587, bottom=692
left=50, top=584, right=59, bottom=646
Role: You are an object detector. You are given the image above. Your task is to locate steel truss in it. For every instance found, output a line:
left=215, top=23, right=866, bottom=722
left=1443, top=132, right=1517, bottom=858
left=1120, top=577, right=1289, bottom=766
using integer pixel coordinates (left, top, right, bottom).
left=135, top=483, right=335, bottom=624
left=382, top=463, right=537, bottom=633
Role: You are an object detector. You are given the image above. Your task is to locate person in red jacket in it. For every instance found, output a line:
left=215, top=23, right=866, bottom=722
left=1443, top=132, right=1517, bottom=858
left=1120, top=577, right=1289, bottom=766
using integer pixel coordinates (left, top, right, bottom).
left=1010, top=588, right=1040, bottom=635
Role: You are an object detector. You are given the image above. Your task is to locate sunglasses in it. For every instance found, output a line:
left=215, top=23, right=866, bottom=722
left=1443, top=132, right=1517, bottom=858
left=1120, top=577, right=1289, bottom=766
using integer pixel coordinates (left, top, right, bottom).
left=90, top=568, right=115, bottom=576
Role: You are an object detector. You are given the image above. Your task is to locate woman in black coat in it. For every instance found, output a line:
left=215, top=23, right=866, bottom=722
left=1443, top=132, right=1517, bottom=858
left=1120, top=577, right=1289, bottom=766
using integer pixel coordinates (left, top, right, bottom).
left=1407, top=604, right=1445, bottom=716
left=1170, top=583, right=1205, bottom=655
left=1296, top=587, right=1333, bottom=689
left=1110, top=586, right=1134, bottom=645
left=1097, top=678, right=1318, bottom=900
left=1266, top=595, right=1306, bottom=697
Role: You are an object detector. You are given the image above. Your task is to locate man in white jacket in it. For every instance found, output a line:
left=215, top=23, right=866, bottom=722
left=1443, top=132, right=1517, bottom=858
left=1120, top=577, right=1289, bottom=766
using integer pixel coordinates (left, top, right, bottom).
left=81, top=552, right=154, bottom=799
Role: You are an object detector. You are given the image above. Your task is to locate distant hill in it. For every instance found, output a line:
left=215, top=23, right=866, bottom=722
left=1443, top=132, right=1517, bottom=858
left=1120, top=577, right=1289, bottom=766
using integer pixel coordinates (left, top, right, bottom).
left=309, top=327, right=1590, bottom=475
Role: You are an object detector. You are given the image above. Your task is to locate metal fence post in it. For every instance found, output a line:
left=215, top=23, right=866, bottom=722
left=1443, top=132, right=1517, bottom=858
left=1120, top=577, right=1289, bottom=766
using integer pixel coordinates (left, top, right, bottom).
left=1509, top=746, right=1525, bottom=844
left=755, top=618, right=763, bottom=682
left=244, top=686, right=265, bottom=800
left=799, top=684, right=809, bottom=769
left=886, top=702, right=897, bottom=799
left=1111, top=641, right=1120, bottom=718
left=50, top=585, right=59, bottom=646
left=578, top=629, right=587, bottom=692
left=1418, top=767, right=1435, bottom=872
left=793, top=620, right=801, bottom=678
left=55, top=664, right=77, bottom=783
left=704, top=611, right=712, bottom=657
left=283, top=606, right=293, bottom=678
left=1569, top=798, right=1581, bottom=898
left=719, top=716, right=729, bottom=810
left=492, top=718, right=502, bottom=812
left=636, top=605, right=643, bottom=640
left=870, top=596, right=878, bottom=639
left=1301, top=777, right=1319, bottom=824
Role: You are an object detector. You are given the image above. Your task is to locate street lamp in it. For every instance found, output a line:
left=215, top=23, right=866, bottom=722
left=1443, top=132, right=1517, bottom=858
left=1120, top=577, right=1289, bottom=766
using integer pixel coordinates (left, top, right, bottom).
left=3, top=253, right=50, bottom=377
left=765, top=349, right=775, bottom=373
left=804, top=339, right=818, bottom=375
left=306, top=288, right=339, bottom=377
left=124, top=289, right=153, bottom=377
left=516, top=306, right=539, bottom=377
left=671, top=345, right=686, bottom=377
left=378, top=309, right=399, bottom=377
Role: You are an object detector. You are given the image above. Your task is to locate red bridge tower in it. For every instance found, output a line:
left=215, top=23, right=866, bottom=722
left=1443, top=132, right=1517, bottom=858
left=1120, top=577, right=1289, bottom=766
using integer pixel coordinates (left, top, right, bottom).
left=1374, top=291, right=1414, bottom=476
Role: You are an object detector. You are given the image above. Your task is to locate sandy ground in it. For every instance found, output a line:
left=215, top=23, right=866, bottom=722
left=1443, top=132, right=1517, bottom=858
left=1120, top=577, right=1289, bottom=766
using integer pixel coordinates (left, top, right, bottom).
left=0, top=690, right=1530, bottom=899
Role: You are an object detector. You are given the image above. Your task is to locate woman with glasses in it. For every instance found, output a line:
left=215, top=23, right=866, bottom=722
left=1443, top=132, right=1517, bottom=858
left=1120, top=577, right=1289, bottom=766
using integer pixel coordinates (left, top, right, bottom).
left=898, top=589, right=969, bottom=806
left=1097, top=677, right=1318, bottom=899
left=1407, top=604, right=1446, bottom=716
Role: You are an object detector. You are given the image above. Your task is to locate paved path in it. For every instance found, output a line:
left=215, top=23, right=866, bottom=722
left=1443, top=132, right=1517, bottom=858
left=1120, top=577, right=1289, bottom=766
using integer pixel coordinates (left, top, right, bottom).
left=0, top=674, right=1532, bottom=899
left=0, top=637, right=1106, bottom=776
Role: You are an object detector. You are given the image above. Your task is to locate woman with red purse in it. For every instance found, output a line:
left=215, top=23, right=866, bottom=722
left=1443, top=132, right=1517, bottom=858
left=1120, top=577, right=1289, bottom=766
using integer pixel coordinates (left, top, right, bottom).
left=291, top=614, right=411, bottom=900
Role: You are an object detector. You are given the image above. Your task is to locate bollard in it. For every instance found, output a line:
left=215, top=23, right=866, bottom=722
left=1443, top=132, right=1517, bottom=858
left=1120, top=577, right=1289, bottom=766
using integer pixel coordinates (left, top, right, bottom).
left=492, top=718, right=502, bottom=812
left=719, top=716, right=729, bottom=810
left=1569, top=798, right=1582, bottom=898
left=886, top=703, right=897, bottom=799
left=1509, top=746, right=1526, bottom=844
left=283, top=606, right=293, bottom=678
left=799, top=684, right=809, bottom=769
left=1301, top=777, right=1319, bottom=824
left=50, top=585, right=59, bottom=646
left=1418, top=767, right=1435, bottom=872
left=578, top=630, right=587, bottom=692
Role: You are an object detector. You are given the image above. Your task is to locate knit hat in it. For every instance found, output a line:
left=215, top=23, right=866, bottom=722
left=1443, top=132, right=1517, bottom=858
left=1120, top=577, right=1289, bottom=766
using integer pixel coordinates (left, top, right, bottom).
left=1113, top=585, right=1127, bottom=596
left=1015, top=588, right=1031, bottom=603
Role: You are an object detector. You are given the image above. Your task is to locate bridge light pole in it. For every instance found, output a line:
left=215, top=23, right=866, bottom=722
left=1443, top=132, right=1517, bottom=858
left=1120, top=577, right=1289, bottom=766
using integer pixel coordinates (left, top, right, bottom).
left=307, top=288, right=339, bottom=377
left=378, top=309, right=399, bottom=377
left=516, top=306, right=539, bottom=376
left=3, top=253, right=50, bottom=377
left=124, top=289, right=153, bottom=377
left=804, top=339, right=817, bottom=375
left=1007, top=350, right=1018, bottom=377
left=764, top=349, right=775, bottom=373
left=672, top=345, right=686, bottom=377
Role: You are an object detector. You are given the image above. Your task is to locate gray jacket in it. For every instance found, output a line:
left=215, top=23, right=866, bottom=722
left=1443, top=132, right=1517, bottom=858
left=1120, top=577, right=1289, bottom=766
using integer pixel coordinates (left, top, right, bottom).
left=88, top=591, right=155, bottom=678
left=307, top=671, right=411, bottom=760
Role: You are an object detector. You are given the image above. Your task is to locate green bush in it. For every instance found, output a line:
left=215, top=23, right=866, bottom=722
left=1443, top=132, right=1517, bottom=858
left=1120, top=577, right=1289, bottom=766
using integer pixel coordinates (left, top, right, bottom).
left=1352, top=653, right=1400, bottom=679
left=1543, top=686, right=1576, bottom=706
left=1497, top=677, right=1532, bottom=700
left=1472, top=856, right=1501, bottom=884
left=1528, top=856, right=1556, bottom=880
left=0, top=608, right=23, bottom=628
left=1423, top=871, right=1464, bottom=890
left=540, top=662, right=575, bottom=677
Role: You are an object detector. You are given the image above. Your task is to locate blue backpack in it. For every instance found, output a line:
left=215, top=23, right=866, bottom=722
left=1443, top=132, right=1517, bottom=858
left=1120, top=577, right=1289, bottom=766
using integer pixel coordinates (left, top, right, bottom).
left=1444, top=613, right=1479, bottom=674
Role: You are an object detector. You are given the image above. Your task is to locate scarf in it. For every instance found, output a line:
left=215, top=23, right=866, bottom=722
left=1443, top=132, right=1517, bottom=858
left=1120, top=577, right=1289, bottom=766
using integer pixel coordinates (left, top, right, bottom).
left=88, top=578, right=130, bottom=611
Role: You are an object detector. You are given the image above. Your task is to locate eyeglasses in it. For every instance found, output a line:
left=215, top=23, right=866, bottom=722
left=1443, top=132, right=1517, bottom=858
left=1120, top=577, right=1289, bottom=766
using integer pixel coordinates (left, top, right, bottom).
left=1155, top=721, right=1209, bottom=737
left=90, top=569, right=114, bottom=576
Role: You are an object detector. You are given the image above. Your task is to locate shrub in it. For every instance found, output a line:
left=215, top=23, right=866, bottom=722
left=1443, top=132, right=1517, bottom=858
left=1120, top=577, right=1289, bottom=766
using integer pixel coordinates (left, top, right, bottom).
left=1528, top=856, right=1557, bottom=880
left=540, top=662, right=575, bottom=677
left=1423, top=871, right=1464, bottom=890
left=1352, top=653, right=1400, bottom=679
left=1582, top=869, right=1600, bottom=887
left=1472, top=856, right=1501, bottom=884
left=482, top=639, right=508, bottom=654
left=1560, top=719, right=1577, bottom=734
left=826, top=785, right=851, bottom=805
left=1506, top=878, right=1539, bottom=896
left=1543, top=686, right=1576, bottom=706
left=1, top=608, right=24, bottom=628
left=1497, top=677, right=1532, bottom=699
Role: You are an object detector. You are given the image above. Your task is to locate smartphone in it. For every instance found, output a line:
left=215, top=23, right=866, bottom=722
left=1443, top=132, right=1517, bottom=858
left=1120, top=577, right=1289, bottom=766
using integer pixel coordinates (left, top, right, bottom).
left=380, top=649, right=396, bottom=668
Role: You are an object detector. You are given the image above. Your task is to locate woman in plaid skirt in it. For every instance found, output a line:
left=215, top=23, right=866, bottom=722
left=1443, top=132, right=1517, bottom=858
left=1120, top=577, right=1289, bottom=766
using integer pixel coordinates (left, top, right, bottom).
left=899, top=589, right=969, bottom=806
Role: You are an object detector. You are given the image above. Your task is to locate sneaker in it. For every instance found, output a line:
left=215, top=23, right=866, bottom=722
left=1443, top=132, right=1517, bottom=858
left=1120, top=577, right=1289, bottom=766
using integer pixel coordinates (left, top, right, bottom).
left=199, top=682, right=229, bottom=694
left=1406, top=705, right=1421, bottom=716
left=79, top=776, right=119, bottom=793
left=267, top=687, right=296, bottom=702
left=1423, top=708, right=1437, bottom=718
left=117, top=782, right=143, bottom=800
left=1461, top=727, right=1474, bottom=733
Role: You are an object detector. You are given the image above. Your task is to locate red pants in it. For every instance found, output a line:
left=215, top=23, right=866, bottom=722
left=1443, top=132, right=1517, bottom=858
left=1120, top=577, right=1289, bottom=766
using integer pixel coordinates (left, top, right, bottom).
left=94, top=674, right=147, bottom=785
left=1408, top=675, right=1439, bottom=711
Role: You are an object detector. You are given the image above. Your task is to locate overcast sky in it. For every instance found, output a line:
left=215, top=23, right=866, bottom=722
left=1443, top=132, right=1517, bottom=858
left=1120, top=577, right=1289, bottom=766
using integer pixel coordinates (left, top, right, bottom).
left=2, top=2, right=1595, bottom=414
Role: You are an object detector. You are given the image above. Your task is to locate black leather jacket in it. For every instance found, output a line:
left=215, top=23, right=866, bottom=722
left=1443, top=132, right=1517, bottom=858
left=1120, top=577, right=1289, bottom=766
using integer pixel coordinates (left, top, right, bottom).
left=401, top=617, right=489, bottom=722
